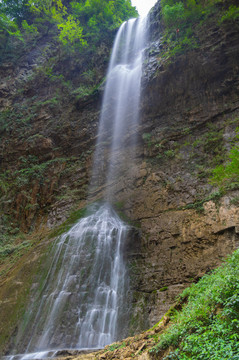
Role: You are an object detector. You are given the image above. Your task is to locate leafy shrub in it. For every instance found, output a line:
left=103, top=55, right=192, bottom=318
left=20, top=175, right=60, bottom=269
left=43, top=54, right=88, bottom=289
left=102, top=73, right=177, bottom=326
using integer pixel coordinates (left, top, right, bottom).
left=150, top=249, right=239, bottom=359
left=220, top=5, right=239, bottom=23
left=162, top=2, right=185, bottom=28
left=58, top=15, right=86, bottom=47
left=0, top=0, right=138, bottom=54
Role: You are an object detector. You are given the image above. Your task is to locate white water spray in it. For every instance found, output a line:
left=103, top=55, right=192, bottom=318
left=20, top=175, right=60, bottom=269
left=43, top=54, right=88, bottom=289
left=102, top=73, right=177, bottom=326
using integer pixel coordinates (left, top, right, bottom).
left=91, top=17, right=147, bottom=199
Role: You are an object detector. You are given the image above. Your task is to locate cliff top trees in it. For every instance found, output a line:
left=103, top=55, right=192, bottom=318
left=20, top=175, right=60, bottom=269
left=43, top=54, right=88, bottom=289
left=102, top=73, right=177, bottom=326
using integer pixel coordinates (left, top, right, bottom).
left=0, top=0, right=138, bottom=57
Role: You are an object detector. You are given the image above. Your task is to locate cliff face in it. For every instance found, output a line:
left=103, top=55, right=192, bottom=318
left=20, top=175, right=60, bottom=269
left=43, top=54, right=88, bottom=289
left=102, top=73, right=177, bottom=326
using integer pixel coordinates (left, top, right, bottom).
left=0, top=0, right=239, bottom=356
left=121, top=8, right=239, bottom=327
left=0, top=35, right=110, bottom=234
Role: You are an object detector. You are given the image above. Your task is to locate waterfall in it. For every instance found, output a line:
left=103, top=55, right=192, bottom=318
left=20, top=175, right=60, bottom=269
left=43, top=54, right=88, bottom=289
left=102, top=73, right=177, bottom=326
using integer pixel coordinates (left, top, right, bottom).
left=5, top=15, right=148, bottom=360
left=90, top=16, right=147, bottom=200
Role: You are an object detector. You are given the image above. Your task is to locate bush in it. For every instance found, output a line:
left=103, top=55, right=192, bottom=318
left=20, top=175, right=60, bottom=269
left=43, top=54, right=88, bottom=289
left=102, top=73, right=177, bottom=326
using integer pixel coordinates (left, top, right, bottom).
left=162, top=2, right=185, bottom=28
left=150, top=249, right=239, bottom=359
left=220, top=5, right=239, bottom=23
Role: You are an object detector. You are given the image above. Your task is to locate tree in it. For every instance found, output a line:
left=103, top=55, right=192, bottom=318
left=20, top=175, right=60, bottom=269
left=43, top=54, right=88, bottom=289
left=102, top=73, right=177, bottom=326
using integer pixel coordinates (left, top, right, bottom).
left=58, top=15, right=87, bottom=47
left=162, top=2, right=185, bottom=29
left=0, top=0, right=30, bottom=24
left=0, top=0, right=138, bottom=53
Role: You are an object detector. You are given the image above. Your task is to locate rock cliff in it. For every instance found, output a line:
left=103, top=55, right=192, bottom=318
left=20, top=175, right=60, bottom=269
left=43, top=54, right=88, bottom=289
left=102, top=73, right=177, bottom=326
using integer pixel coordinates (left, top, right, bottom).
left=0, top=0, right=239, bottom=356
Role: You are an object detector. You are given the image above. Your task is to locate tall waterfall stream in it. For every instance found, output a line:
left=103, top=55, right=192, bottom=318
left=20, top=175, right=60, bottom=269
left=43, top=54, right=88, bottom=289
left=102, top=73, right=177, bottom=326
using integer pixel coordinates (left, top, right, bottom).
left=5, top=16, right=148, bottom=360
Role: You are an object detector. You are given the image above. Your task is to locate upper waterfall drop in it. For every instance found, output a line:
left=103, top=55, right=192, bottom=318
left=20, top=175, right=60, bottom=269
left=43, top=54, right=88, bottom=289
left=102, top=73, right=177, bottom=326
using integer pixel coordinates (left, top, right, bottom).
left=4, top=15, right=148, bottom=360
left=90, top=16, right=148, bottom=200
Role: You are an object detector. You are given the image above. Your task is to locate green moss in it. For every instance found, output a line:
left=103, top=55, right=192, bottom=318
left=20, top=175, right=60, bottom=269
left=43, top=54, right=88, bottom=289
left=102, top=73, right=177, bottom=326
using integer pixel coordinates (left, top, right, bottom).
left=114, top=201, right=125, bottom=210
left=49, top=206, right=88, bottom=238
left=129, top=292, right=151, bottom=335
left=209, top=128, right=239, bottom=190
left=0, top=237, right=52, bottom=356
left=113, top=202, right=141, bottom=228
left=159, top=286, right=169, bottom=292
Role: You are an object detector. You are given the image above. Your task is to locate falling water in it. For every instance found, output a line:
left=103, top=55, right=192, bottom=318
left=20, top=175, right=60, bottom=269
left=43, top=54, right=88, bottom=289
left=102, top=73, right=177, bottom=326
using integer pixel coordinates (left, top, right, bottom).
left=5, top=15, right=148, bottom=360
left=91, top=16, right=148, bottom=199
left=5, top=205, right=130, bottom=359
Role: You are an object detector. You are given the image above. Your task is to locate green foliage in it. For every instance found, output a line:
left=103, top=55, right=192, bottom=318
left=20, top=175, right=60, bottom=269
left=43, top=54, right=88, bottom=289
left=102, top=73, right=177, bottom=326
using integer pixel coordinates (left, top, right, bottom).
left=162, top=2, right=185, bottom=28
left=13, top=156, right=67, bottom=187
left=159, top=0, right=239, bottom=60
left=22, top=19, right=38, bottom=34
left=164, top=149, right=175, bottom=158
left=0, top=0, right=30, bottom=23
left=70, top=0, right=138, bottom=43
left=49, top=206, right=88, bottom=238
left=159, top=286, right=168, bottom=292
left=210, top=146, right=239, bottom=189
left=26, top=0, right=137, bottom=47
left=107, top=341, right=126, bottom=352
left=58, top=15, right=86, bottom=46
left=182, top=189, right=223, bottom=213
left=160, top=0, right=203, bottom=58
left=0, top=0, right=138, bottom=55
left=150, top=249, right=239, bottom=359
left=0, top=241, right=31, bottom=260
left=0, top=13, right=23, bottom=39
left=0, top=105, right=36, bottom=136
left=28, top=0, right=57, bottom=15
left=220, top=5, right=239, bottom=23
left=142, top=133, right=152, bottom=146
left=209, top=128, right=239, bottom=189
left=0, top=0, right=29, bottom=54
left=72, top=84, right=95, bottom=99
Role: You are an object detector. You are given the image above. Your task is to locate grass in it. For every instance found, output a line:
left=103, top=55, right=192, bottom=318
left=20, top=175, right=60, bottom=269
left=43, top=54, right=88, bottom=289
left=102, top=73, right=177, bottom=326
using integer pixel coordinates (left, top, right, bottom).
left=150, top=249, right=239, bottom=359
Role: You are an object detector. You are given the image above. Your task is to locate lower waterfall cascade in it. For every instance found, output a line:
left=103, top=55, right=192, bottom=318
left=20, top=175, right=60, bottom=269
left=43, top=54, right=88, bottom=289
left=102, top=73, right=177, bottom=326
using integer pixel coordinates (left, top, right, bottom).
left=4, top=205, right=130, bottom=359
left=5, top=15, right=148, bottom=360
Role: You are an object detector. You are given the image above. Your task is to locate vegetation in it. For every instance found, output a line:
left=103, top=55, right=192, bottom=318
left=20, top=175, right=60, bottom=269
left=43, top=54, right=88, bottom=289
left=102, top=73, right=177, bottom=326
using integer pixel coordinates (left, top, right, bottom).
left=0, top=0, right=138, bottom=57
left=159, top=0, right=239, bottom=59
left=49, top=206, right=88, bottom=238
left=210, top=128, right=239, bottom=190
left=107, top=341, right=126, bottom=352
left=182, top=189, right=223, bottom=213
left=150, top=249, right=239, bottom=359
